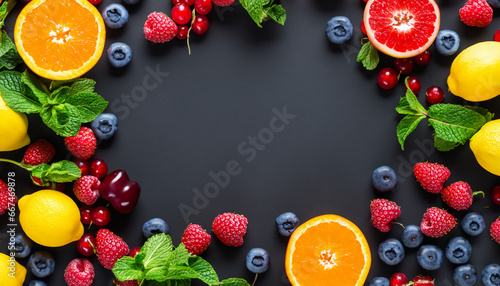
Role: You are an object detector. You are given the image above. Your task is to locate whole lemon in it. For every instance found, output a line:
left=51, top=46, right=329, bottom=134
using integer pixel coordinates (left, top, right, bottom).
left=448, top=41, right=500, bottom=102
left=18, top=190, right=84, bottom=247
left=0, top=93, right=30, bottom=151
left=0, top=252, right=26, bottom=286
left=470, top=119, right=500, bottom=176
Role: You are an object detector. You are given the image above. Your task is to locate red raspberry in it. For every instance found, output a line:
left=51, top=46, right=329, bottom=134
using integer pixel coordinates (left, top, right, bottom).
left=441, top=181, right=483, bottom=211
left=96, top=229, right=129, bottom=270
left=490, top=218, right=500, bottom=244
left=0, top=179, right=17, bottom=215
left=414, top=162, right=450, bottom=194
left=420, top=207, right=456, bottom=238
left=73, top=175, right=101, bottom=205
left=181, top=224, right=211, bottom=255
left=144, top=12, right=178, bottom=43
left=64, top=127, right=97, bottom=160
left=212, top=212, right=248, bottom=247
left=64, top=258, right=95, bottom=286
left=459, top=0, right=493, bottom=27
left=23, top=139, right=55, bottom=166
left=370, top=198, right=401, bottom=232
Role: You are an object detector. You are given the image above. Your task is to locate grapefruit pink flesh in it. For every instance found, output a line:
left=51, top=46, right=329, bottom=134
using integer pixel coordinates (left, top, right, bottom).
left=363, top=0, right=440, bottom=58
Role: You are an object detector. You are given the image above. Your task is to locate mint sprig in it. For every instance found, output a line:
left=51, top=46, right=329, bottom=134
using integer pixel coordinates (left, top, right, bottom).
left=0, top=1, right=23, bottom=70
left=113, top=234, right=250, bottom=286
left=0, top=70, right=108, bottom=137
left=0, top=158, right=82, bottom=185
left=357, top=40, right=379, bottom=71
left=396, top=77, right=494, bottom=151
left=239, top=0, right=286, bottom=28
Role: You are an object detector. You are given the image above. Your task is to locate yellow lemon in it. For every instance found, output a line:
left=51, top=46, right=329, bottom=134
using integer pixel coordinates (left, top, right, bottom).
left=0, top=93, right=30, bottom=151
left=18, top=190, right=84, bottom=247
left=0, top=252, right=26, bottom=286
left=470, top=119, right=500, bottom=176
left=448, top=41, right=500, bottom=102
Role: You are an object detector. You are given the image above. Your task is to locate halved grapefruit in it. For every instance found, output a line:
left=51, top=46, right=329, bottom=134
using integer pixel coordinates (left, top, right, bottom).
left=363, top=0, right=440, bottom=58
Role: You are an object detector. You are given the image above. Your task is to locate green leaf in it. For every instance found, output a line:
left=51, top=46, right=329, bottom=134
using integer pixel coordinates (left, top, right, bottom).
left=50, top=86, right=71, bottom=103
left=0, top=70, right=42, bottom=113
left=0, top=0, right=16, bottom=30
left=188, top=256, right=219, bottom=285
left=28, top=164, right=50, bottom=185
left=163, top=265, right=200, bottom=280
left=434, top=136, right=460, bottom=152
left=65, top=92, right=108, bottom=122
left=402, top=78, right=427, bottom=114
left=167, top=243, right=190, bottom=266
left=266, top=4, right=286, bottom=25
left=240, top=0, right=266, bottom=28
left=0, top=31, right=22, bottom=69
left=397, top=114, right=426, bottom=150
left=26, top=160, right=82, bottom=184
left=21, top=71, right=50, bottom=104
left=39, top=104, right=82, bottom=136
left=141, top=234, right=174, bottom=270
left=464, top=105, right=494, bottom=122
left=221, top=278, right=251, bottom=286
left=113, top=256, right=145, bottom=282
left=68, top=78, right=96, bottom=95
left=428, top=104, right=487, bottom=145
left=135, top=252, right=146, bottom=265
left=356, top=41, right=379, bottom=71
left=144, top=266, right=170, bottom=282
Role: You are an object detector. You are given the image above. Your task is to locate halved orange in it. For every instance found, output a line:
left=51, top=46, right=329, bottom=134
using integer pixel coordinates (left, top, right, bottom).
left=14, top=0, right=106, bottom=80
left=285, top=214, right=371, bottom=286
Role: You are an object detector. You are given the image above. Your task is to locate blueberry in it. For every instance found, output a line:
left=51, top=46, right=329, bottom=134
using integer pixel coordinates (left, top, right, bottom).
left=29, top=280, right=48, bottom=286
left=275, top=212, right=300, bottom=236
left=107, top=42, right=133, bottom=68
left=325, top=16, right=353, bottom=44
left=435, top=30, right=460, bottom=56
left=417, top=245, right=443, bottom=270
left=487, top=0, right=500, bottom=8
left=245, top=248, right=270, bottom=274
left=28, top=251, right=55, bottom=278
left=400, top=225, right=424, bottom=248
left=445, top=236, right=472, bottom=264
left=371, top=166, right=397, bottom=192
left=91, top=113, right=118, bottom=140
left=482, top=264, right=500, bottom=286
left=102, top=3, right=129, bottom=29
left=461, top=212, right=485, bottom=236
left=369, top=277, right=390, bottom=286
left=142, top=218, right=169, bottom=238
left=14, top=233, right=32, bottom=258
left=454, top=264, right=478, bottom=286
left=378, top=238, right=405, bottom=265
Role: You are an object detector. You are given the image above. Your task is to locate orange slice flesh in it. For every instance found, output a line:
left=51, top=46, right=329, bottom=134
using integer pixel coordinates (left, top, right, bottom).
left=285, top=214, right=371, bottom=286
left=363, top=0, right=440, bottom=58
left=14, top=0, right=106, bottom=80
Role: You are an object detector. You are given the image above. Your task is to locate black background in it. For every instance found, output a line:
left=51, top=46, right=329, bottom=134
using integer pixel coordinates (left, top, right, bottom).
left=3, top=0, right=500, bottom=285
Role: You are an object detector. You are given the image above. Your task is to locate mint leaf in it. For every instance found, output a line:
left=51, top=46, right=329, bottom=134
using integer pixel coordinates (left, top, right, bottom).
left=465, top=105, right=494, bottom=122
left=221, top=278, right=251, bottom=286
left=0, top=71, right=42, bottom=113
left=26, top=160, right=82, bottom=184
left=240, top=0, right=266, bottom=28
left=50, top=86, right=71, bottom=104
left=21, top=71, right=50, bottom=104
left=49, top=78, right=95, bottom=95
left=266, top=4, right=286, bottom=25
left=40, top=103, right=82, bottom=136
left=402, top=78, right=427, bottom=114
left=0, top=0, right=16, bottom=29
left=428, top=103, right=487, bottom=145
left=162, top=265, right=200, bottom=280
left=397, top=114, right=426, bottom=150
left=141, top=233, right=174, bottom=270
left=0, top=31, right=22, bottom=69
left=167, top=243, right=190, bottom=266
left=135, top=252, right=146, bottom=265
left=144, top=266, right=170, bottom=282
left=434, top=136, right=460, bottom=152
left=65, top=92, right=108, bottom=122
left=189, top=256, right=219, bottom=285
left=357, top=40, right=379, bottom=71
left=113, top=256, right=145, bottom=282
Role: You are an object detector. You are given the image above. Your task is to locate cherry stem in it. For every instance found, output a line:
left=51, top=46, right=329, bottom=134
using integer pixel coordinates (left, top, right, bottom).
left=0, top=158, right=26, bottom=170
left=251, top=273, right=258, bottom=286
left=186, top=9, right=196, bottom=55
left=473, top=191, right=485, bottom=198
left=393, top=221, right=405, bottom=229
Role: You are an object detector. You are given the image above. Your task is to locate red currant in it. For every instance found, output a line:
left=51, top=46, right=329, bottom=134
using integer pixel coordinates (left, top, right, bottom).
left=413, top=275, right=434, bottom=286
left=495, top=29, right=500, bottom=42
left=405, top=76, right=421, bottom=94
left=89, top=158, right=108, bottom=179
left=491, top=186, right=500, bottom=205
left=414, top=50, right=432, bottom=66
left=177, top=25, right=189, bottom=40
left=88, top=0, right=102, bottom=5
left=172, top=3, right=192, bottom=25
left=191, top=14, right=209, bottom=35
left=394, top=57, right=415, bottom=75
left=426, top=86, right=444, bottom=104
left=80, top=205, right=93, bottom=224
left=194, top=0, right=212, bottom=15
left=91, top=206, right=111, bottom=227
left=77, top=234, right=96, bottom=256
left=360, top=21, right=366, bottom=35
left=377, top=67, right=399, bottom=90
left=73, top=158, right=90, bottom=176
left=390, top=273, right=408, bottom=286
left=130, top=247, right=141, bottom=258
